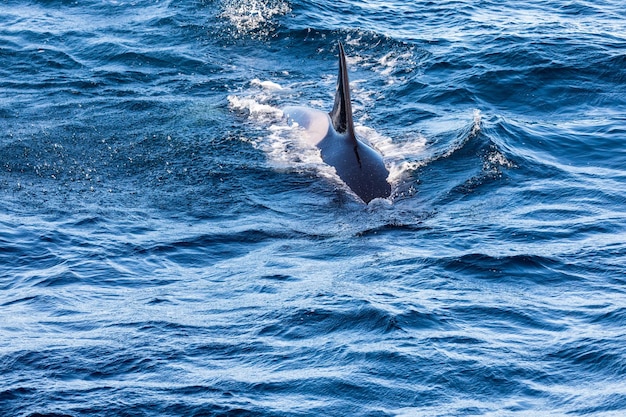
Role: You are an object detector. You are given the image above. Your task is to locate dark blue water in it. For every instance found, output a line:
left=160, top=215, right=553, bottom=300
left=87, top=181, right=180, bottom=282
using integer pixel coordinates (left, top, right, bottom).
left=1, top=0, right=625, bottom=415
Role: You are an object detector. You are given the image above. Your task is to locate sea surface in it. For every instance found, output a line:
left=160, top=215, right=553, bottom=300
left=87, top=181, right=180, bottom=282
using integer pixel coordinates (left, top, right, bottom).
left=1, top=0, right=625, bottom=416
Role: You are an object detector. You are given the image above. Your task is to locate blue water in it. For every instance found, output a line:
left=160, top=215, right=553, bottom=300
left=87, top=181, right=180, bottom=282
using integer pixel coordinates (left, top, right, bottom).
left=1, top=0, right=625, bottom=415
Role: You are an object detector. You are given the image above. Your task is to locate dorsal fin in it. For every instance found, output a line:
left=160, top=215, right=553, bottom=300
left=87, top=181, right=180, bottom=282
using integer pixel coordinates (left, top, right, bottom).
left=329, top=42, right=357, bottom=144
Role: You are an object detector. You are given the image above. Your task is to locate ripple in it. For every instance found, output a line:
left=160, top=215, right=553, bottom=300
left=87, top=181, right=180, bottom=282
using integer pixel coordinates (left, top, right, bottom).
left=1, top=0, right=625, bottom=415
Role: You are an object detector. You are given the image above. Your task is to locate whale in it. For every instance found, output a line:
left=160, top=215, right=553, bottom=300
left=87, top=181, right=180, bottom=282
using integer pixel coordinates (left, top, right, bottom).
left=284, top=42, right=391, bottom=203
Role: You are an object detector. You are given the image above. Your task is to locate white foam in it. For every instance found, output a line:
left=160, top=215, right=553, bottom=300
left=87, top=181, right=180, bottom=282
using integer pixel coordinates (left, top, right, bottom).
left=227, top=95, right=283, bottom=122
left=220, top=0, right=290, bottom=36
left=471, top=109, right=482, bottom=136
left=227, top=88, right=328, bottom=174
left=264, top=124, right=328, bottom=171
left=251, top=78, right=285, bottom=91
left=344, top=44, right=419, bottom=89
left=379, top=51, right=413, bottom=77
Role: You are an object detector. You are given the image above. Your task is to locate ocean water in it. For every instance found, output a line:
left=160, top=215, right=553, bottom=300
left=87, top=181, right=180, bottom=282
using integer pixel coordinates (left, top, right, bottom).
left=1, top=0, right=625, bottom=415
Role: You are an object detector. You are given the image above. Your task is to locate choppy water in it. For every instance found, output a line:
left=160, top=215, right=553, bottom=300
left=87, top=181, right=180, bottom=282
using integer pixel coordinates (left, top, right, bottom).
left=1, top=0, right=625, bottom=416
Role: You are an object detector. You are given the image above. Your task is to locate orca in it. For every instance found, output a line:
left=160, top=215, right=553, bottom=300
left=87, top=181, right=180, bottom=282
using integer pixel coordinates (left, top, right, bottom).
left=284, top=42, right=391, bottom=203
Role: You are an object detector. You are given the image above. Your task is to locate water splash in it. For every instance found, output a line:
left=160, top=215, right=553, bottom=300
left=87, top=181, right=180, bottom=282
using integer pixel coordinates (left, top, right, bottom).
left=219, top=0, right=290, bottom=38
left=227, top=95, right=284, bottom=122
